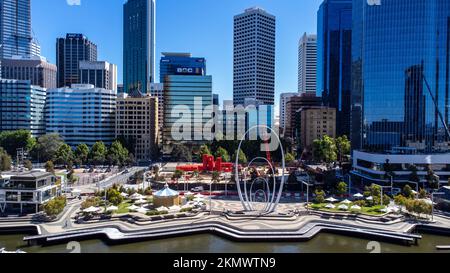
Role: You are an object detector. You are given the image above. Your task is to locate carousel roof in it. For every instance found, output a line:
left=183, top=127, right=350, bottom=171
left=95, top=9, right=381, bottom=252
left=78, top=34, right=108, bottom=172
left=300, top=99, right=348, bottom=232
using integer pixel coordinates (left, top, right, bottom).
left=154, top=183, right=179, bottom=197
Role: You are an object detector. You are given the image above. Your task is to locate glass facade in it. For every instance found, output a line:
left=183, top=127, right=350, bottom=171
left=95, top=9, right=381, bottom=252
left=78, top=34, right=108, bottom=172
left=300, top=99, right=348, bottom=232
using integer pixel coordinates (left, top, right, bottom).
left=163, top=75, right=212, bottom=154
left=318, top=0, right=352, bottom=137
left=160, top=53, right=206, bottom=83
left=0, top=79, right=46, bottom=137
left=56, top=34, right=98, bottom=88
left=45, top=84, right=116, bottom=147
left=351, top=0, right=450, bottom=153
left=123, top=0, right=156, bottom=93
left=0, top=0, right=32, bottom=59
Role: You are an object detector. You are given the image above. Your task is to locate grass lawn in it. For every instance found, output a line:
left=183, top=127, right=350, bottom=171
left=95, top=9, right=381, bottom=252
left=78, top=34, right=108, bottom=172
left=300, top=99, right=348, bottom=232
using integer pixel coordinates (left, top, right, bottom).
left=116, top=200, right=132, bottom=214
left=310, top=203, right=386, bottom=216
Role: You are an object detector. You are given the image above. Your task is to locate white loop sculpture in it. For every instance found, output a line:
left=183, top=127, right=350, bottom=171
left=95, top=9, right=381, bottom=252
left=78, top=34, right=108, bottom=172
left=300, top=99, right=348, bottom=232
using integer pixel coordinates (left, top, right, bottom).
left=234, top=125, right=285, bottom=213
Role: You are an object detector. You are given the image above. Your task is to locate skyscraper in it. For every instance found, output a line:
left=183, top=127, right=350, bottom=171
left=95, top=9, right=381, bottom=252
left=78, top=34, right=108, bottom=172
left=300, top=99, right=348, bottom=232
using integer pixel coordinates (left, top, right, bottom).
left=233, top=7, right=275, bottom=106
left=317, top=0, right=352, bottom=137
left=279, top=92, right=297, bottom=131
left=123, top=0, right=156, bottom=93
left=160, top=52, right=206, bottom=83
left=0, top=0, right=32, bottom=59
left=298, top=33, right=317, bottom=95
left=351, top=0, right=450, bottom=184
left=56, top=34, right=97, bottom=88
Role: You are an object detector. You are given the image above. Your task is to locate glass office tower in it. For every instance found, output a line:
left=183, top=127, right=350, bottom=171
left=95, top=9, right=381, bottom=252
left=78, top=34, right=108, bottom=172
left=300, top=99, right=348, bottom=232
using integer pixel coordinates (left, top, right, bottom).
left=0, top=0, right=32, bottom=59
left=317, top=0, right=352, bottom=137
left=351, top=0, right=450, bottom=154
left=123, top=0, right=156, bottom=93
left=160, top=52, right=206, bottom=83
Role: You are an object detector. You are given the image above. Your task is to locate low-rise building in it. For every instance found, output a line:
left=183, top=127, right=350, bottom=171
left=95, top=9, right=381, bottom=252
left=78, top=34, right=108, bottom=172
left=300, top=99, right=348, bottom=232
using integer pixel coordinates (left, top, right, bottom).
left=0, top=171, right=58, bottom=214
left=45, top=84, right=116, bottom=147
left=0, top=79, right=46, bottom=137
left=297, top=106, right=336, bottom=149
left=116, top=92, right=159, bottom=162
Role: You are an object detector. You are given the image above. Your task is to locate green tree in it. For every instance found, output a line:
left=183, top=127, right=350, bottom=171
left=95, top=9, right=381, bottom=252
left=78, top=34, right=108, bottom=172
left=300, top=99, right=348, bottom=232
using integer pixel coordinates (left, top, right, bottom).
left=199, top=145, right=212, bottom=158
left=232, top=150, right=248, bottom=164
left=215, top=147, right=230, bottom=162
left=285, top=153, right=296, bottom=165
left=312, top=135, right=337, bottom=163
left=0, top=130, right=35, bottom=156
left=403, top=185, right=413, bottom=199
left=314, top=190, right=326, bottom=204
left=89, top=141, right=108, bottom=166
left=419, top=188, right=427, bottom=199
left=337, top=182, right=348, bottom=197
left=107, top=141, right=129, bottom=166
left=0, top=148, right=12, bottom=171
left=75, top=144, right=90, bottom=166
left=335, top=135, right=351, bottom=165
left=54, top=144, right=74, bottom=167
left=212, top=171, right=221, bottom=183
left=172, top=169, right=184, bottom=181
left=45, top=160, right=55, bottom=174
left=408, top=165, right=420, bottom=183
left=171, top=144, right=192, bottom=162
left=42, top=196, right=67, bottom=217
left=106, top=188, right=124, bottom=206
left=425, top=166, right=440, bottom=190
left=32, top=134, right=64, bottom=162
left=24, top=160, right=33, bottom=170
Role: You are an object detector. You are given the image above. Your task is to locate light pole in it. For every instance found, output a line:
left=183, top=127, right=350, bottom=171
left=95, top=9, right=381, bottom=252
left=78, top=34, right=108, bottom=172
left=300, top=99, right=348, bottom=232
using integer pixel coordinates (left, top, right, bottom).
left=301, top=180, right=313, bottom=213
left=431, top=192, right=444, bottom=222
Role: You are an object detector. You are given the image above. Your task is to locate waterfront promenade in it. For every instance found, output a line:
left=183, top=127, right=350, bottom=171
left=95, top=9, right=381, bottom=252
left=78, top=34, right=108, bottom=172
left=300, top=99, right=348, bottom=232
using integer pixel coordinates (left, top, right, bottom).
left=1, top=198, right=449, bottom=246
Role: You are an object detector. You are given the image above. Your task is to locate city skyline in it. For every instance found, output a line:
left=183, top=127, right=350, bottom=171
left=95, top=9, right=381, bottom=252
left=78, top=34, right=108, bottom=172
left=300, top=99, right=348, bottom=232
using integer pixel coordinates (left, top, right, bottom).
left=31, top=0, right=321, bottom=108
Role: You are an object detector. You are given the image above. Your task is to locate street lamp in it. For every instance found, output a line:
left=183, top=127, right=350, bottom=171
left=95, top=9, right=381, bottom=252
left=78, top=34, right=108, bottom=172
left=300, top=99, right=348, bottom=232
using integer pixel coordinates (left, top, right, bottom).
left=301, top=179, right=313, bottom=214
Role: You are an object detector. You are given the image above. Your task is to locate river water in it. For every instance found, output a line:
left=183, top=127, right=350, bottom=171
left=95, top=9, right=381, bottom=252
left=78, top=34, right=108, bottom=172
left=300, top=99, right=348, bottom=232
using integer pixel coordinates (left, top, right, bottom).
left=1, top=233, right=450, bottom=253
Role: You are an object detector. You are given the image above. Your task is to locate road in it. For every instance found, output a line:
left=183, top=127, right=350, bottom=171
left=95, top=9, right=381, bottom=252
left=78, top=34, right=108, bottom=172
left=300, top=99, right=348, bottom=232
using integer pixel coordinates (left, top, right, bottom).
left=73, top=167, right=147, bottom=193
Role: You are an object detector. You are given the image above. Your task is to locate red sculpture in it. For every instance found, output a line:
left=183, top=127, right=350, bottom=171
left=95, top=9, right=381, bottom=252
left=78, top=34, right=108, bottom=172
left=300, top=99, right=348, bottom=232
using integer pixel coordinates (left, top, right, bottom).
left=176, top=154, right=234, bottom=173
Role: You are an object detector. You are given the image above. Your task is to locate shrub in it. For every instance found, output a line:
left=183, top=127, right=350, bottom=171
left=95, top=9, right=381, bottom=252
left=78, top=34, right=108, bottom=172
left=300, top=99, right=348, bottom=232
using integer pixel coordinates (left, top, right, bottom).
left=42, top=196, right=67, bottom=217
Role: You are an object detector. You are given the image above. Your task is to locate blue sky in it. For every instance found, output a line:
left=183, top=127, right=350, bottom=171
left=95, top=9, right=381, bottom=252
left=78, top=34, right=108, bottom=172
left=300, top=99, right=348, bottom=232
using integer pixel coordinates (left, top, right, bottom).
left=32, top=0, right=321, bottom=107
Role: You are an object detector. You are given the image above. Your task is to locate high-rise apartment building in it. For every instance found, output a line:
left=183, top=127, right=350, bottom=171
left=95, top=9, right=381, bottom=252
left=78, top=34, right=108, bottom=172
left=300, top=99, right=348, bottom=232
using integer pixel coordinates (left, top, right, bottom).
left=0, top=79, right=46, bottom=137
left=116, top=93, right=158, bottom=162
left=149, top=82, right=164, bottom=144
left=79, top=61, right=117, bottom=91
left=123, top=0, right=156, bottom=93
left=233, top=7, right=275, bottom=106
left=1, top=55, right=57, bottom=89
left=351, top=0, right=450, bottom=184
left=298, top=33, right=317, bottom=95
left=56, top=34, right=97, bottom=88
left=45, top=84, right=116, bottom=147
left=318, top=0, right=352, bottom=137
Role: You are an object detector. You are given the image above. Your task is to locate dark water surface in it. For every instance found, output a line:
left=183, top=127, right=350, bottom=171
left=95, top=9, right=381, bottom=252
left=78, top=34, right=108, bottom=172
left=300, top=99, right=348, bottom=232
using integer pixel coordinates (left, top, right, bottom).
left=1, top=232, right=450, bottom=253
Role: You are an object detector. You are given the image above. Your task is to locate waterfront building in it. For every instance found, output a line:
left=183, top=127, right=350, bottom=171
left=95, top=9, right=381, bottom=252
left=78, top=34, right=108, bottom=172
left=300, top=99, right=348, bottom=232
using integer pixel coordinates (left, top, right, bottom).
left=56, top=33, right=97, bottom=88
left=351, top=0, right=450, bottom=184
left=0, top=171, right=58, bottom=214
left=280, top=93, right=297, bottom=132
left=45, top=84, right=116, bottom=147
left=1, top=55, right=57, bottom=89
left=317, top=0, right=352, bottom=137
left=79, top=61, right=117, bottom=91
left=298, top=33, right=317, bottom=95
left=116, top=92, right=158, bottom=162
left=123, top=0, right=156, bottom=93
left=0, top=79, right=46, bottom=137
left=162, top=75, right=212, bottom=155
left=160, top=52, right=206, bottom=84
left=296, top=106, right=336, bottom=149
left=284, top=93, right=322, bottom=139
left=233, top=7, right=275, bottom=106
